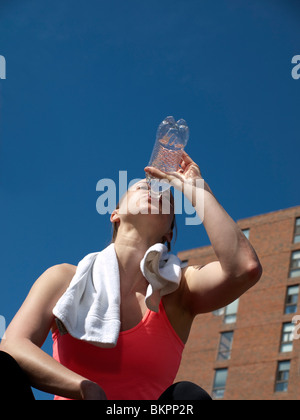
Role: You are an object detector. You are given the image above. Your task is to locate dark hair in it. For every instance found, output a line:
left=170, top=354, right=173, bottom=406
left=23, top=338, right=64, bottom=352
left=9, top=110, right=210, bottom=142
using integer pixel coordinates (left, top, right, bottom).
left=111, top=193, right=177, bottom=252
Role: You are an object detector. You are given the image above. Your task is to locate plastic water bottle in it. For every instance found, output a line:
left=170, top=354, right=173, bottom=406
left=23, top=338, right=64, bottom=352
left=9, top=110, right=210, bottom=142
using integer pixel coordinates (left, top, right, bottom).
left=146, top=116, right=189, bottom=196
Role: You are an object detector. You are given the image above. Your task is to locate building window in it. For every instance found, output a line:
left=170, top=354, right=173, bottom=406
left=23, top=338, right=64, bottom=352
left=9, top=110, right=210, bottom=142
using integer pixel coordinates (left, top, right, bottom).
left=212, top=307, right=225, bottom=317
left=217, top=332, right=234, bottom=361
left=212, top=368, right=228, bottom=399
left=275, top=361, right=291, bottom=393
left=285, top=285, right=299, bottom=314
left=280, top=323, right=295, bottom=353
left=224, top=299, right=239, bottom=324
left=212, top=299, right=239, bottom=323
left=289, top=251, right=300, bottom=278
left=294, top=218, right=300, bottom=244
left=242, top=228, right=250, bottom=239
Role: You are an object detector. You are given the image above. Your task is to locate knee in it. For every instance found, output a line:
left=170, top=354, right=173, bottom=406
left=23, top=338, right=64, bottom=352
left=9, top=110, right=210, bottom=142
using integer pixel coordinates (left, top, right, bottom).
left=175, top=381, right=212, bottom=400
left=0, top=351, right=35, bottom=400
left=159, top=381, right=212, bottom=401
left=0, top=350, right=24, bottom=378
left=0, top=350, right=19, bottom=367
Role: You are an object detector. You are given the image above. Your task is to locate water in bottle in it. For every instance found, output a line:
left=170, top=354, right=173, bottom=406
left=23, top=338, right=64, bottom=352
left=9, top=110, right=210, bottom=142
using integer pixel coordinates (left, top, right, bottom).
left=146, top=116, right=189, bottom=196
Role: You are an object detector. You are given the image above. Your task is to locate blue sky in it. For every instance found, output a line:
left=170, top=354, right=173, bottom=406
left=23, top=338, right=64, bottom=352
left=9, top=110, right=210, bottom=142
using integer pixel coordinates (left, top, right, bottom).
left=0, top=0, right=299, bottom=399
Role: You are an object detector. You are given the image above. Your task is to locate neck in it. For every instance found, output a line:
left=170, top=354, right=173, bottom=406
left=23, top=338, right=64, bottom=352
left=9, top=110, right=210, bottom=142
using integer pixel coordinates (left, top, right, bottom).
left=113, top=229, right=160, bottom=295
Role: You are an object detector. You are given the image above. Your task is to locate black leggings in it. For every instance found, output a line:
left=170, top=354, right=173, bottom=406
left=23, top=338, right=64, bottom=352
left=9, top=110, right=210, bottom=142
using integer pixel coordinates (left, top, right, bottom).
left=158, top=381, right=212, bottom=401
left=0, top=351, right=35, bottom=400
left=0, top=351, right=211, bottom=401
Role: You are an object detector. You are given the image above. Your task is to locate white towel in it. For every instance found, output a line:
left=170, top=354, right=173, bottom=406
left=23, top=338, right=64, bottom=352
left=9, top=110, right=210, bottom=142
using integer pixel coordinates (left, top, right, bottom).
left=53, top=243, right=185, bottom=348
left=140, top=243, right=185, bottom=313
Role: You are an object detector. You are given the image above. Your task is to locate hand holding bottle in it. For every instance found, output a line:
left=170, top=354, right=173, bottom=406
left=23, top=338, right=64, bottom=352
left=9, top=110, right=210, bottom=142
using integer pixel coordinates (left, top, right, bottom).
left=146, top=116, right=189, bottom=196
left=145, top=151, right=203, bottom=192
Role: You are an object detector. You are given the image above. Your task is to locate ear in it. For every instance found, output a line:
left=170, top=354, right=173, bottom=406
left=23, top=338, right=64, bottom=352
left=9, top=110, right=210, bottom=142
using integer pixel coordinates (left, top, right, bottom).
left=165, top=230, right=173, bottom=244
left=110, top=209, right=120, bottom=224
left=162, top=230, right=173, bottom=246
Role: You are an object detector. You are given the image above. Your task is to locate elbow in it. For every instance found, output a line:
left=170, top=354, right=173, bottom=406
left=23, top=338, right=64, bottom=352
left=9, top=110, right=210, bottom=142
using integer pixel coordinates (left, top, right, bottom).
left=244, top=260, right=263, bottom=285
left=224, top=259, right=263, bottom=286
left=228, top=258, right=263, bottom=286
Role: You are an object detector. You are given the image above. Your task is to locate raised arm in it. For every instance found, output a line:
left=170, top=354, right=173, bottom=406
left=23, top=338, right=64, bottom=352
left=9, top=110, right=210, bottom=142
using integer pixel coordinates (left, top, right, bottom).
left=0, top=264, right=106, bottom=400
left=145, top=152, right=262, bottom=316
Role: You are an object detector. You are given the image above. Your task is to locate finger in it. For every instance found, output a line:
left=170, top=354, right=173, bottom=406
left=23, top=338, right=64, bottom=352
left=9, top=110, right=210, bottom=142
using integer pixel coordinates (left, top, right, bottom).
left=144, top=166, right=172, bottom=181
left=144, top=167, right=185, bottom=188
left=179, top=153, right=191, bottom=170
left=181, top=151, right=197, bottom=166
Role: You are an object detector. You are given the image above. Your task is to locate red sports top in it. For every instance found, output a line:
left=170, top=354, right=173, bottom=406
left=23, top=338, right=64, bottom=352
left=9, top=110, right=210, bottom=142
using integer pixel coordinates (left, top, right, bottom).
left=52, top=300, right=184, bottom=400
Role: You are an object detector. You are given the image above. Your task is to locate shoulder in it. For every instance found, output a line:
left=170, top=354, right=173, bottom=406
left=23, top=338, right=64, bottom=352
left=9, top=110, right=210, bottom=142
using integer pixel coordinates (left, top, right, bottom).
left=30, top=263, right=77, bottom=302
left=178, top=263, right=215, bottom=315
left=48, top=263, right=77, bottom=279
left=2, top=263, right=78, bottom=344
left=181, top=264, right=204, bottom=279
left=41, top=263, right=76, bottom=282
left=164, top=266, right=195, bottom=312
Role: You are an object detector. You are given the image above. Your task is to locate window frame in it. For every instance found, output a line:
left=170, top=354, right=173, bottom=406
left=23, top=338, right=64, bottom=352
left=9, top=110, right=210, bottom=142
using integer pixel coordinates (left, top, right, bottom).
left=217, top=331, right=234, bottom=361
left=275, top=361, right=291, bottom=393
left=289, top=250, right=300, bottom=278
left=284, top=285, right=299, bottom=314
left=212, top=368, right=228, bottom=399
left=279, top=323, right=295, bottom=353
left=224, top=299, right=239, bottom=324
left=293, top=218, right=300, bottom=244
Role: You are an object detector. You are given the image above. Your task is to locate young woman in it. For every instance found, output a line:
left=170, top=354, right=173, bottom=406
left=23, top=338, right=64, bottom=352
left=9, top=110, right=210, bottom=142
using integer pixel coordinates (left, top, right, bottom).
left=0, top=152, right=262, bottom=400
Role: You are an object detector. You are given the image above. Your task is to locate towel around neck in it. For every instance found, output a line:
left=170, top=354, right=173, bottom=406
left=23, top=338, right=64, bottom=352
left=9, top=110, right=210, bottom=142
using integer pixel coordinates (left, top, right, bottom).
left=53, top=243, right=184, bottom=347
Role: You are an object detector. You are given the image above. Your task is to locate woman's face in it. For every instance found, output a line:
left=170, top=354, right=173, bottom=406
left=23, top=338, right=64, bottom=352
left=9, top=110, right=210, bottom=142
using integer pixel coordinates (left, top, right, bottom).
left=116, top=179, right=174, bottom=239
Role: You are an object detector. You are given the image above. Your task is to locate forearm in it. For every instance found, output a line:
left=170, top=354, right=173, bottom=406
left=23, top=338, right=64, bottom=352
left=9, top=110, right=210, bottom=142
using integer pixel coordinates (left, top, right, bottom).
left=144, top=157, right=261, bottom=277
left=0, top=338, right=89, bottom=400
left=187, top=180, right=261, bottom=276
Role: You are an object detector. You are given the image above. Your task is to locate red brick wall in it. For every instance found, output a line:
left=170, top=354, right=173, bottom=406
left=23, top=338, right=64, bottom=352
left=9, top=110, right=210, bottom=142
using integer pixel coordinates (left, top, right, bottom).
left=175, top=206, right=300, bottom=400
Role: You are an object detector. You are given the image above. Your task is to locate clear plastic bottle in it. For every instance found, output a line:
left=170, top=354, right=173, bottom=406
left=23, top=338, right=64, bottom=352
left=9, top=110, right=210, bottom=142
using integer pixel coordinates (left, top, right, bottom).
left=146, top=116, right=189, bottom=196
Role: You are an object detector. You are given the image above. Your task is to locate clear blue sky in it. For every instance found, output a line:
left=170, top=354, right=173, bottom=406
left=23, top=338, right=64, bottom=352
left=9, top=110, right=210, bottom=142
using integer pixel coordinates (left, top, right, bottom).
left=0, top=0, right=299, bottom=399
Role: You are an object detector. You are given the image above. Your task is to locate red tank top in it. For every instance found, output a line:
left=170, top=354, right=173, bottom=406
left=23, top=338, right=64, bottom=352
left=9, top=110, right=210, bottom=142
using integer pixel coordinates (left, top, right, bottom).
left=52, top=300, right=184, bottom=400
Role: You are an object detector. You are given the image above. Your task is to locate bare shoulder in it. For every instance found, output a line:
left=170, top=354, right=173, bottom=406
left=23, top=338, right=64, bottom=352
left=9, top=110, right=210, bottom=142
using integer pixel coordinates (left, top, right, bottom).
left=44, top=262, right=76, bottom=280
left=48, top=263, right=77, bottom=281
left=29, top=263, right=77, bottom=304
left=2, top=263, right=77, bottom=345
left=181, top=264, right=204, bottom=279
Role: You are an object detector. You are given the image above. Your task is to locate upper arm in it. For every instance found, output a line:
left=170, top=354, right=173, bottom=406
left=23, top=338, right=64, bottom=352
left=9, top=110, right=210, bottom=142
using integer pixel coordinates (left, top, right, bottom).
left=2, top=264, right=76, bottom=348
left=182, top=261, right=261, bottom=316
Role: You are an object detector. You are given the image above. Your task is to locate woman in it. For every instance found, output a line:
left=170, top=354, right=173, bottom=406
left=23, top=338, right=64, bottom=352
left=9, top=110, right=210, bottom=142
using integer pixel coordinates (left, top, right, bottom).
left=0, top=153, right=262, bottom=400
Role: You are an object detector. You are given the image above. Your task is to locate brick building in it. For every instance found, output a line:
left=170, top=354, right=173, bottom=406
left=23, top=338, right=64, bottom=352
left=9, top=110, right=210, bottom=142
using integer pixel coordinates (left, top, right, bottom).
left=175, top=206, right=300, bottom=400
